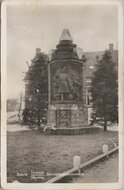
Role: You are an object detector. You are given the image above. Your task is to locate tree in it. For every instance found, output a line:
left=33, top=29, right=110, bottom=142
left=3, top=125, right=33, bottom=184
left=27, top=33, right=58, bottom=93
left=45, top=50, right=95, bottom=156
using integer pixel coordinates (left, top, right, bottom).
left=22, top=52, right=48, bottom=128
left=90, top=50, right=118, bottom=131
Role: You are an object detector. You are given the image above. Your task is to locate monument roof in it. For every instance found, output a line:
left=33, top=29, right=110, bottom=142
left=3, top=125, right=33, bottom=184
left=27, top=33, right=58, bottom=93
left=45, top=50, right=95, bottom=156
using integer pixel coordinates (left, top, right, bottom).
left=59, top=28, right=73, bottom=42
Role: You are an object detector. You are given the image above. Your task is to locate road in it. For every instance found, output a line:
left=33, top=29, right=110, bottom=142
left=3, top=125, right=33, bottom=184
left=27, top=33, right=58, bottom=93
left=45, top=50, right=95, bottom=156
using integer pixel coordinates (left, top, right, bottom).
left=72, top=154, right=118, bottom=183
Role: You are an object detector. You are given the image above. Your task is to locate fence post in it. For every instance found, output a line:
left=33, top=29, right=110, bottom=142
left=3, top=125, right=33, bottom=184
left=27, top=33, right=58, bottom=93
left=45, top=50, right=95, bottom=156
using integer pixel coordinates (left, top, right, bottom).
left=73, top=155, right=81, bottom=175
left=103, top=144, right=109, bottom=158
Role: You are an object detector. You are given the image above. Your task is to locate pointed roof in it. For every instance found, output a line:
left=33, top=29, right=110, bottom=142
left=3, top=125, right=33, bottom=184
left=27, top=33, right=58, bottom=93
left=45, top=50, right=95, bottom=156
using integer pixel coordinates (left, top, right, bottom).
left=59, top=28, right=73, bottom=42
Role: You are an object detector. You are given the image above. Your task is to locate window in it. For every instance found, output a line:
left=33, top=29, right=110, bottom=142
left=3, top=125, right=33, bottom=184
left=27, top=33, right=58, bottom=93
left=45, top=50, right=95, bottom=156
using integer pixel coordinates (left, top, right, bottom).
left=86, top=79, right=92, bottom=83
left=86, top=88, right=92, bottom=106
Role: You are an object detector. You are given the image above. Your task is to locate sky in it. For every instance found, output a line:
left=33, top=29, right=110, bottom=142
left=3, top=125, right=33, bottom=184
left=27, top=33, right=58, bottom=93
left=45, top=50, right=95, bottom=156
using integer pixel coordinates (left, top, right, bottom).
left=6, top=4, right=118, bottom=99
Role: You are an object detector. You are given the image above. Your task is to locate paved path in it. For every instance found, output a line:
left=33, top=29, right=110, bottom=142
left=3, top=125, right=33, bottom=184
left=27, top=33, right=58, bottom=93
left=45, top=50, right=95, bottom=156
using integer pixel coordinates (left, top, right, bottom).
left=97, top=125, right=118, bottom=132
left=72, top=154, right=118, bottom=183
left=107, top=125, right=118, bottom=131
left=7, top=124, right=31, bottom=132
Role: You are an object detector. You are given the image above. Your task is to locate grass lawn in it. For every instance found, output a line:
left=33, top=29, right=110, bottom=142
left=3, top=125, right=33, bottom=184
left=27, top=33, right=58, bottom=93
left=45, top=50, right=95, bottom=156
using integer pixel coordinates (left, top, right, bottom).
left=7, top=129, right=118, bottom=183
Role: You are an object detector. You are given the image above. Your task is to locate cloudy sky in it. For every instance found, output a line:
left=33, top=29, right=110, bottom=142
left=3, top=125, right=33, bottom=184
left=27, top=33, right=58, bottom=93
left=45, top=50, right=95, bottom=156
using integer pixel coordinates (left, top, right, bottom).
left=7, top=4, right=118, bottom=99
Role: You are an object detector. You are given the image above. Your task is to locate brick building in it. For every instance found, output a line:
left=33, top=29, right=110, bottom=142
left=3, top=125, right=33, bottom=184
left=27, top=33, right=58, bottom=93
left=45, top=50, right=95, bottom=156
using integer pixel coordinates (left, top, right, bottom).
left=83, top=44, right=118, bottom=123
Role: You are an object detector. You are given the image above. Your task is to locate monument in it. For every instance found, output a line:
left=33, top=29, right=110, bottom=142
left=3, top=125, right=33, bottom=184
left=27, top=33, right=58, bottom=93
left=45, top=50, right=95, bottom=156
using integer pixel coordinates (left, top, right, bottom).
left=47, top=29, right=90, bottom=134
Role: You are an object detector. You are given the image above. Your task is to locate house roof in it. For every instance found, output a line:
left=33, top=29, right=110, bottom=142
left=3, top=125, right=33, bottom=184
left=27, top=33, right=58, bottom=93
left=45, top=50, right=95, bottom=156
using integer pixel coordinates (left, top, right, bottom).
left=83, top=50, right=118, bottom=78
left=24, top=42, right=118, bottom=81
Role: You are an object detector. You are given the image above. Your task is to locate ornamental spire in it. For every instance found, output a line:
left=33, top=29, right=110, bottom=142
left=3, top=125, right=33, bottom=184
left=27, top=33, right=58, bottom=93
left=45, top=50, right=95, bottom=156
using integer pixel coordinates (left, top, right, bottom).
left=59, top=28, right=73, bottom=42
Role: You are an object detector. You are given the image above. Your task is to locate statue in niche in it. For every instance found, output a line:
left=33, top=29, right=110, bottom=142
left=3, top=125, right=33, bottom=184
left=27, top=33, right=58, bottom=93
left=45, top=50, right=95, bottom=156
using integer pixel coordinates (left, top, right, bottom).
left=58, top=67, right=73, bottom=101
left=52, top=66, right=82, bottom=101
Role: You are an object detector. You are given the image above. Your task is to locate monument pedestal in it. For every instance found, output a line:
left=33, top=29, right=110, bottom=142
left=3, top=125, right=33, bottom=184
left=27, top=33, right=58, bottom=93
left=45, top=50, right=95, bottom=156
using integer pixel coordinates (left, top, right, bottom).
left=47, top=103, right=88, bottom=128
left=46, top=104, right=99, bottom=135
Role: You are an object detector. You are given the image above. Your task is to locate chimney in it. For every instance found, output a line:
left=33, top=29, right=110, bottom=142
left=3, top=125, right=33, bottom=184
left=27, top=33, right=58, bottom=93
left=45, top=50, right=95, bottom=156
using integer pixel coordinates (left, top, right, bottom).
left=36, top=48, right=41, bottom=55
left=109, top=43, right=114, bottom=52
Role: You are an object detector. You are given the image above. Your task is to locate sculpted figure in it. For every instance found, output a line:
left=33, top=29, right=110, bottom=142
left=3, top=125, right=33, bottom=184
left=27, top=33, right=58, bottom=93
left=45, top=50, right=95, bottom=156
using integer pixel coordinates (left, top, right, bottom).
left=58, top=67, right=73, bottom=101
left=52, top=66, right=82, bottom=101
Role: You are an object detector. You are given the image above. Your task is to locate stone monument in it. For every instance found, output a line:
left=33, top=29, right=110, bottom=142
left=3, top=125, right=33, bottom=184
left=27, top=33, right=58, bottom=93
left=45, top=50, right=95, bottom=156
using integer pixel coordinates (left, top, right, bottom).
left=47, top=29, right=88, bottom=134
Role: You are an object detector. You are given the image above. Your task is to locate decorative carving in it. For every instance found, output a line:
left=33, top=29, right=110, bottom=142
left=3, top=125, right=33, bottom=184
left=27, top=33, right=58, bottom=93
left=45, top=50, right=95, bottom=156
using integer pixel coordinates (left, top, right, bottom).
left=48, top=110, right=56, bottom=126
left=57, top=110, right=71, bottom=127
left=51, top=66, right=82, bottom=102
left=71, top=110, right=84, bottom=126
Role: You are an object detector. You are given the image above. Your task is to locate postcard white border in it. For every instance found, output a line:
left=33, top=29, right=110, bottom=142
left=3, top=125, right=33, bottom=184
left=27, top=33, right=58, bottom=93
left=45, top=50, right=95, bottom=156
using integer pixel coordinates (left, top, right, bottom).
left=1, top=0, right=124, bottom=190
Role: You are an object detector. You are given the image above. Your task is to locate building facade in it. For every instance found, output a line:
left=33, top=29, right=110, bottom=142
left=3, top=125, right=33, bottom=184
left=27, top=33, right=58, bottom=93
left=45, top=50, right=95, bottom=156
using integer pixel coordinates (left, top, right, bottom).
left=84, top=43, right=118, bottom=123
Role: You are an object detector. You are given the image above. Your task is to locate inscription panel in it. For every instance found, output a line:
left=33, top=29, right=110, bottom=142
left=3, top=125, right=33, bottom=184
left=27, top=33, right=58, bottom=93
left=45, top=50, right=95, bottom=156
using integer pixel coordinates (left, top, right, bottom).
left=71, top=110, right=84, bottom=126
left=57, top=110, right=71, bottom=127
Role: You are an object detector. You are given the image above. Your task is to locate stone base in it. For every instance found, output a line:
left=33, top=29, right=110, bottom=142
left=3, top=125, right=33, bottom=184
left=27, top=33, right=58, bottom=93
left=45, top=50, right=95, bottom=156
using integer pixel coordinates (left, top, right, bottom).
left=44, top=127, right=100, bottom=135
left=47, top=104, right=88, bottom=128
